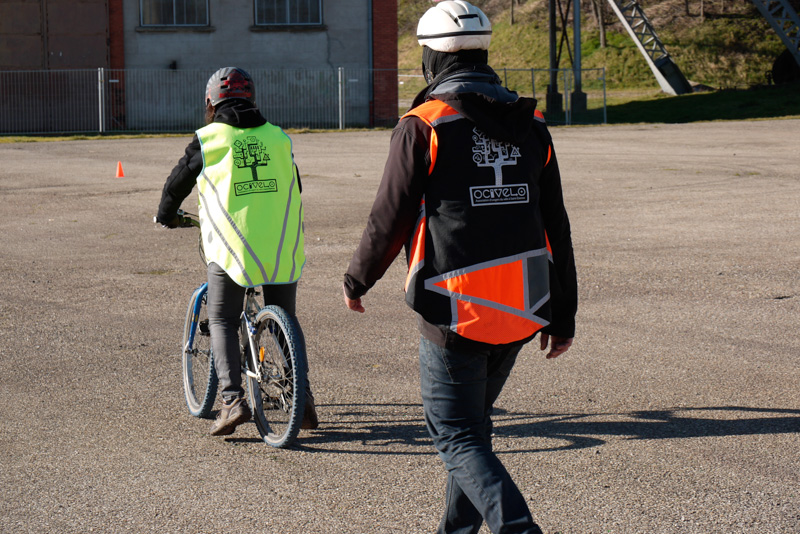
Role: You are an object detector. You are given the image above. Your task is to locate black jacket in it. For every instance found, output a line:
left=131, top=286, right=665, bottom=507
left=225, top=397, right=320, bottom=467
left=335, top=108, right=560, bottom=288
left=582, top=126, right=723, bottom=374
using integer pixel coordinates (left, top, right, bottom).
left=344, top=69, right=578, bottom=348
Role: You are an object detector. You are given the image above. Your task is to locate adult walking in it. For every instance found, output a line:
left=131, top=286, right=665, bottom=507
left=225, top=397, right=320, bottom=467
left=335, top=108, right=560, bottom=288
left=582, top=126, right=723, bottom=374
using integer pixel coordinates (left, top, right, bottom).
left=343, top=3, right=578, bottom=532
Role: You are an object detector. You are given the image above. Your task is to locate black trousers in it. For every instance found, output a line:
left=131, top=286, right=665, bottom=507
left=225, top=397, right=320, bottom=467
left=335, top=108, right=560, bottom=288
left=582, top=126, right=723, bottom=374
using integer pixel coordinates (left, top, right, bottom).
left=206, top=262, right=297, bottom=401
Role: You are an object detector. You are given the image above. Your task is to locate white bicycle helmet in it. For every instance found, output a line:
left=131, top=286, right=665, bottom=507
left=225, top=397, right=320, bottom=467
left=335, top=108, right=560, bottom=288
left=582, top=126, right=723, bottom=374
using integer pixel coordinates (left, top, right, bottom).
left=416, top=1, right=492, bottom=53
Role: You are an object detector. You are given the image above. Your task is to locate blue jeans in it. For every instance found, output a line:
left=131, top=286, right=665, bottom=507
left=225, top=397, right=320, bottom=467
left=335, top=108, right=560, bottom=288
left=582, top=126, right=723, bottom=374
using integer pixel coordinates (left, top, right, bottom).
left=419, top=336, right=543, bottom=534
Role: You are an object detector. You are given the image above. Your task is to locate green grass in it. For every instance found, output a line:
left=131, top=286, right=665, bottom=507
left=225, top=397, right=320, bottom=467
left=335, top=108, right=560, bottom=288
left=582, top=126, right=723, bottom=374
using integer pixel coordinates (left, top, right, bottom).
left=399, top=0, right=798, bottom=124
left=401, top=1, right=788, bottom=89
left=605, top=82, right=800, bottom=123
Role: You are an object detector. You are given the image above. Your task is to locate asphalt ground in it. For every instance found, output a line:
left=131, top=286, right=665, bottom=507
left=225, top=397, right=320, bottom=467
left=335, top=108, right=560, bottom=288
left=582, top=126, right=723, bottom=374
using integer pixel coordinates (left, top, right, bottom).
left=1, top=119, right=798, bottom=534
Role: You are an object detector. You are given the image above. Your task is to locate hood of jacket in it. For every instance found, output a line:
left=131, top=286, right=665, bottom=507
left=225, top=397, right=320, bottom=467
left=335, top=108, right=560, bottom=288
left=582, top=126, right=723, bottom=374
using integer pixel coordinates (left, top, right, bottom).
left=410, top=67, right=540, bottom=146
left=213, top=99, right=267, bottom=129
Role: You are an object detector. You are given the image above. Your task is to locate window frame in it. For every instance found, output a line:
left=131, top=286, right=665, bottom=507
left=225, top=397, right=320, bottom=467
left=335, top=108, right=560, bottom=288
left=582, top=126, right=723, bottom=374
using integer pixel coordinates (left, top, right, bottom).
left=254, top=0, right=323, bottom=27
left=140, top=0, right=210, bottom=27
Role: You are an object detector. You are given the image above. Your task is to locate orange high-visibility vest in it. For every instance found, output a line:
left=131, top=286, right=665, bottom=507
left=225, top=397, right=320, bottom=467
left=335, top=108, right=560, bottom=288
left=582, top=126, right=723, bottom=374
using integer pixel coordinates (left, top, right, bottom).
left=402, top=99, right=553, bottom=345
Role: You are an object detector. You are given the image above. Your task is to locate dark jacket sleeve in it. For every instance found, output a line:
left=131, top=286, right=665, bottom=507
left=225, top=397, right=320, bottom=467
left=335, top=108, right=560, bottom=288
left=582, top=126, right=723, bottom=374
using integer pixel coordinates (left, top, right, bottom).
left=156, top=135, right=204, bottom=223
left=536, top=129, right=578, bottom=338
left=294, top=162, right=302, bottom=193
left=343, top=118, right=430, bottom=299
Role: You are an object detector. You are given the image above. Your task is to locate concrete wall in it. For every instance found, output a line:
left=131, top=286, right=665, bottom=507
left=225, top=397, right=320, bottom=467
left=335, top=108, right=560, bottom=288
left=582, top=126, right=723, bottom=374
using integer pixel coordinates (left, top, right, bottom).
left=123, top=0, right=370, bottom=71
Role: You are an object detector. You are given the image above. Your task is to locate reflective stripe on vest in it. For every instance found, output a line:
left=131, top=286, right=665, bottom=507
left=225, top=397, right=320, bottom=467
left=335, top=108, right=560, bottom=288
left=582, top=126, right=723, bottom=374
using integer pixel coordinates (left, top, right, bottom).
left=423, top=249, right=551, bottom=344
left=404, top=100, right=551, bottom=345
left=196, top=122, right=304, bottom=287
left=404, top=198, right=426, bottom=292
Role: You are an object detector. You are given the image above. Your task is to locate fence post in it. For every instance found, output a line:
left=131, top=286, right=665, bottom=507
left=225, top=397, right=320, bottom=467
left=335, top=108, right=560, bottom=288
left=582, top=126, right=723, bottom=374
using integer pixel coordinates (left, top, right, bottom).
left=563, top=69, right=571, bottom=125
left=98, top=68, right=105, bottom=134
left=338, top=67, right=345, bottom=130
left=602, top=67, right=608, bottom=124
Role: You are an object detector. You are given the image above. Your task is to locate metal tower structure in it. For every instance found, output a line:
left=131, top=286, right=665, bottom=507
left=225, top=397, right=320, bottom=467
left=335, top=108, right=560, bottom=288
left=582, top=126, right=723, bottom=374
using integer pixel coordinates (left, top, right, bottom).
left=543, top=0, right=799, bottom=107
left=546, top=0, right=587, bottom=113
left=750, top=0, right=800, bottom=68
left=605, top=0, right=693, bottom=95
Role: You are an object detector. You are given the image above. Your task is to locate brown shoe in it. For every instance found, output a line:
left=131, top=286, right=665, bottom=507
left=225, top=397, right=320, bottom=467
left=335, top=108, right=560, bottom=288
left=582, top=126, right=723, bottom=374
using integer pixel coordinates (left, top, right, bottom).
left=210, top=397, right=252, bottom=436
left=301, top=390, right=319, bottom=430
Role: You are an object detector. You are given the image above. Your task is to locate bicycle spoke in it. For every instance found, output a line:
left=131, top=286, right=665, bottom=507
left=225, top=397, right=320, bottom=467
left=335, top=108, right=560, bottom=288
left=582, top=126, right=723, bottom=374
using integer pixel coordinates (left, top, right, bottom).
left=246, top=306, right=308, bottom=448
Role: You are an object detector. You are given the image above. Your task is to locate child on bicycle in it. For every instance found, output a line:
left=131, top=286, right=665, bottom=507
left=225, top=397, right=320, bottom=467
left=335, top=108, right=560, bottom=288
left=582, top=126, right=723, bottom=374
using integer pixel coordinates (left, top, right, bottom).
left=155, top=66, right=318, bottom=436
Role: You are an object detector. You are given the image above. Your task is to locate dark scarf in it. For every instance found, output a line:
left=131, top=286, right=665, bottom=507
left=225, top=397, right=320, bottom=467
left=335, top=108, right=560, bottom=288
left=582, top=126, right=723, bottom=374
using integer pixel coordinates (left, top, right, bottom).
left=412, top=47, right=496, bottom=109
left=422, top=47, right=489, bottom=84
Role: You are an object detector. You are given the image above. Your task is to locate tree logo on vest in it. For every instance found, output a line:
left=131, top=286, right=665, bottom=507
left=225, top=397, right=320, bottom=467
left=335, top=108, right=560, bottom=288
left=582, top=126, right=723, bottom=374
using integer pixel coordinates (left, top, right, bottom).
left=232, top=136, right=276, bottom=196
left=469, top=128, right=529, bottom=206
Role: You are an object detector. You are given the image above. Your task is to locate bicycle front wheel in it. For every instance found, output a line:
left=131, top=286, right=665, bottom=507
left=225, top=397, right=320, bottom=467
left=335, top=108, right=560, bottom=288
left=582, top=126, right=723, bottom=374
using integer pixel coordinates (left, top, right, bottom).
left=182, top=284, right=218, bottom=418
left=247, top=305, right=308, bottom=448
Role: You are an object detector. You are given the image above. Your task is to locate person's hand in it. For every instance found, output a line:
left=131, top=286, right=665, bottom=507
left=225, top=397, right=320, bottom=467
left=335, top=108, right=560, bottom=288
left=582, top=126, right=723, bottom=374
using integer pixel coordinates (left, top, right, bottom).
left=343, top=285, right=365, bottom=313
left=154, top=215, right=180, bottom=229
left=540, top=333, right=573, bottom=359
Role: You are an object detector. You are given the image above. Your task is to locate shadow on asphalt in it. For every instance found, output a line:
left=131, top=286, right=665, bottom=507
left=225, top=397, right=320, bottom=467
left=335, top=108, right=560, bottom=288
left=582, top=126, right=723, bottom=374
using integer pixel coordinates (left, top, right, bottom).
left=494, top=406, right=800, bottom=453
left=228, top=404, right=800, bottom=454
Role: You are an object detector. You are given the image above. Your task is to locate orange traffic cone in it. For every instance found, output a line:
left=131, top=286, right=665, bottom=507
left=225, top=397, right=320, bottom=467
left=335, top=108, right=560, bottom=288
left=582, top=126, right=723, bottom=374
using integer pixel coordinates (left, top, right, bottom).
left=116, top=161, right=125, bottom=178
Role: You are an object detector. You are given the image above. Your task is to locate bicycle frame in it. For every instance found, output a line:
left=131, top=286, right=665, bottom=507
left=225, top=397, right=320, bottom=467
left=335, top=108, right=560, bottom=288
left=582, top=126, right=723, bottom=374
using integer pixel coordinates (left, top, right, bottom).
left=241, top=289, right=262, bottom=381
left=187, top=283, right=262, bottom=382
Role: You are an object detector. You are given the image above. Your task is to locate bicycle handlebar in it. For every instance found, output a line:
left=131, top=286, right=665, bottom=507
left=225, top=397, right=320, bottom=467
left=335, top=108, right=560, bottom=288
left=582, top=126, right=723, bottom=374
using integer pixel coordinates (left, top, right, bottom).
left=153, top=209, right=200, bottom=228
left=176, top=209, right=200, bottom=228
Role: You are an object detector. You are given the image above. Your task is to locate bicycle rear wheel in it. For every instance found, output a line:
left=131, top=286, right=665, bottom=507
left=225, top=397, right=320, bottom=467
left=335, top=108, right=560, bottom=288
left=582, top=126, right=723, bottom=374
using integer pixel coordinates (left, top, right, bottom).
left=247, top=305, right=308, bottom=448
left=182, top=284, right=218, bottom=418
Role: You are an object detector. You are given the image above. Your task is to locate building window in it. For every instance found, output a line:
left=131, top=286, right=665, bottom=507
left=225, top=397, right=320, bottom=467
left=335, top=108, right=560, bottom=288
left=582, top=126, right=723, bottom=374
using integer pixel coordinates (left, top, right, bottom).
left=140, top=0, right=209, bottom=26
left=255, top=0, right=322, bottom=26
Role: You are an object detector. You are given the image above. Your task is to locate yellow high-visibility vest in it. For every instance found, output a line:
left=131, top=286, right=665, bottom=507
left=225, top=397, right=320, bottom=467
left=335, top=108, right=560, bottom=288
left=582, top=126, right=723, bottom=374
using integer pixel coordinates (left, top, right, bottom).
left=196, top=122, right=304, bottom=287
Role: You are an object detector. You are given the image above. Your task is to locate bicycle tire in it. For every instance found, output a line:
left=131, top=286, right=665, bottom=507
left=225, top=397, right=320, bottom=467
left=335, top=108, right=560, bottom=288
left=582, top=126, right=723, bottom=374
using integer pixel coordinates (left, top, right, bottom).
left=246, top=305, right=308, bottom=448
left=182, top=284, right=218, bottom=418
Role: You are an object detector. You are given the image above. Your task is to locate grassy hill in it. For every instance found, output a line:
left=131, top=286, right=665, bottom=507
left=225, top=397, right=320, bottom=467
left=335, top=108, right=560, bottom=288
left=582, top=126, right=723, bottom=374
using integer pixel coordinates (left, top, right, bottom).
left=398, top=0, right=800, bottom=122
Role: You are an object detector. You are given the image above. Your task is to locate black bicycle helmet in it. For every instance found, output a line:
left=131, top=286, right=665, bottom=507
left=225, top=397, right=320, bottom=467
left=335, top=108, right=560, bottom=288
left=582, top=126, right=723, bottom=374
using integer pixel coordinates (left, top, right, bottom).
left=205, top=67, right=256, bottom=106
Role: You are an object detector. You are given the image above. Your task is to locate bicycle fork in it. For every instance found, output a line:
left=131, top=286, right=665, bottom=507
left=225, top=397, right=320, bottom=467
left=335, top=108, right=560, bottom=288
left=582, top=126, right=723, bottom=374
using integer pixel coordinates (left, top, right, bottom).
left=241, top=311, right=262, bottom=381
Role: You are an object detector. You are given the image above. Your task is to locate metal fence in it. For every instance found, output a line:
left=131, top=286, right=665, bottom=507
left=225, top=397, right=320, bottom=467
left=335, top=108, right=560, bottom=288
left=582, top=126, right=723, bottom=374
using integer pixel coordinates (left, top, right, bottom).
left=0, top=67, right=605, bottom=135
left=399, top=67, right=608, bottom=126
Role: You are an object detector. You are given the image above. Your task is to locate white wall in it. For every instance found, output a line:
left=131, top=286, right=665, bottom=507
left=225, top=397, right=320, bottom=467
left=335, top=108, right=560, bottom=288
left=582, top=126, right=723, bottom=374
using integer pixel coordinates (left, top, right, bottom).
left=123, top=0, right=370, bottom=71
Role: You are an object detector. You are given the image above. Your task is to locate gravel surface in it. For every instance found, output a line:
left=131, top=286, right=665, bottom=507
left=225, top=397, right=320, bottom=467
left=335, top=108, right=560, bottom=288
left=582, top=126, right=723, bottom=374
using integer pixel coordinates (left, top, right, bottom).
left=1, top=119, right=798, bottom=534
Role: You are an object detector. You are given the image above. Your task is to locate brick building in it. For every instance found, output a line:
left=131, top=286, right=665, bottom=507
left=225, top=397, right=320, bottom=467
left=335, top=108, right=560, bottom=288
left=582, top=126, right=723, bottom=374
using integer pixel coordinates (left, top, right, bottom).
left=0, top=0, right=398, bottom=131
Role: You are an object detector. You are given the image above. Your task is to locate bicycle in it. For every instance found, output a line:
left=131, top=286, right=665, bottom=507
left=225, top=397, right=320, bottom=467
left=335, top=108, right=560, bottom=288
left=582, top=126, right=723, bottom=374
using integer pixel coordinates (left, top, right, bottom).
left=172, top=210, right=308, bottom=448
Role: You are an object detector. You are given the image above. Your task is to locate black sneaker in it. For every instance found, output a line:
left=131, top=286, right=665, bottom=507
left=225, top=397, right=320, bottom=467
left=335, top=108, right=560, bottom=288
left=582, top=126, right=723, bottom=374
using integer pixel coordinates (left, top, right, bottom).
left=210, top=397, right=252, bottom=436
